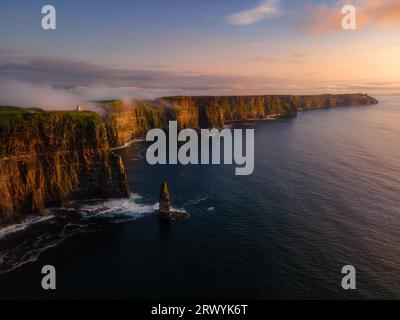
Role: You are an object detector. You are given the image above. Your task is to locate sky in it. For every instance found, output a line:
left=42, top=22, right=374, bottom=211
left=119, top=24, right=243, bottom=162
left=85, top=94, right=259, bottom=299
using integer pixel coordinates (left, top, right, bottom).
left=0, top=0, right=400, bottom=107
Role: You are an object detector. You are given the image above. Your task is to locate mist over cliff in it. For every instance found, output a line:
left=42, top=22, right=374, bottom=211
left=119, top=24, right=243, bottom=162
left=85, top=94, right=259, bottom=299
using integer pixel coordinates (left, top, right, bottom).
left=0, top=80, right=84, bottom=110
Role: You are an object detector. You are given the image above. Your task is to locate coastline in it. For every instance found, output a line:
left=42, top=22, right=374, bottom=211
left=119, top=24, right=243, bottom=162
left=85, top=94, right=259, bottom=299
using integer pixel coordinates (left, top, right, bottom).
left=0, top=94, right=378, bottom=225
left=0, top=96, right=398, bottom=298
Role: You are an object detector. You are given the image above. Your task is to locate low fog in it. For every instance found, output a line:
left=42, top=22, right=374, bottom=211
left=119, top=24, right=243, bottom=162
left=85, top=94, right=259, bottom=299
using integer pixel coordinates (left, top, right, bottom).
left=0, top=80, right=168, bottom=112
left=0, top=80, right=88, bottom=110
left=1, top=56, right=383, bottom=112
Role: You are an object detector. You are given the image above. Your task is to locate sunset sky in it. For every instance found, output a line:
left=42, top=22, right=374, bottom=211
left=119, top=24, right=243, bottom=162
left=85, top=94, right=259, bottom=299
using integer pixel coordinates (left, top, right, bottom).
left=0, top=0, right=400, bottom=107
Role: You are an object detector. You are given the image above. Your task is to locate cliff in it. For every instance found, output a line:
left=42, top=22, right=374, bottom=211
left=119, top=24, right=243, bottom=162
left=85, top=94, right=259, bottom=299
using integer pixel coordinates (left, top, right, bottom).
left=0, top=93, right=378, bottom=223
left=103, top=100, right=167, bottom=147
left=290, top=94, right=378, bottom=110
left=103, top=94, right=377, bottom=146
left=0, top=111, right=129, bottom=224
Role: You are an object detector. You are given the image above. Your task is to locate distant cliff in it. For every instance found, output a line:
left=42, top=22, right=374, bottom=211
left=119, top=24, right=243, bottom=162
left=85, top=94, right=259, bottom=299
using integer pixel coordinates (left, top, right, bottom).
left=0, top=111, right=129, bottom=224
left=103, top=94, right=378, bottom=146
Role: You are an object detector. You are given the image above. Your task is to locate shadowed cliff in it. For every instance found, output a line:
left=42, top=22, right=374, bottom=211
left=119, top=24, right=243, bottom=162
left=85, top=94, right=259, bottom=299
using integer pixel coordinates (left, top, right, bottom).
left=0, top=110, right=129, bottom=224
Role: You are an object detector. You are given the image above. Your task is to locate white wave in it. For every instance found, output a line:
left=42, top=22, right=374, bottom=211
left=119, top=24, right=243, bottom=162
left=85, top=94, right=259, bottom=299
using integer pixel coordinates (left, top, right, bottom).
left=170, top=206, right=187, bottom=213
left=80, top=194, right=158, bottom=220
left=81, top=194, right=188, bottom=218
left=0, top=215, right=55, bottom=240
left=110, top=137, right=144, bottom=151
left=0, top=237, right=63, bottom=273
left=185, top=196, right=209, bottom=206
left=0, top=193, right=186, bottom=241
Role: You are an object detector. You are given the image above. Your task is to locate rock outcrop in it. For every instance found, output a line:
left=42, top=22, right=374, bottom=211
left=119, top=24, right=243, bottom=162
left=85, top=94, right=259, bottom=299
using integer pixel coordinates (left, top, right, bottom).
left=0, top=111, right=129, bottom=224
left=157, top=182, right=189, bottom=221
left=102, top=94, right=378, bottom=147
left=158, top=182, right=171, bottom=215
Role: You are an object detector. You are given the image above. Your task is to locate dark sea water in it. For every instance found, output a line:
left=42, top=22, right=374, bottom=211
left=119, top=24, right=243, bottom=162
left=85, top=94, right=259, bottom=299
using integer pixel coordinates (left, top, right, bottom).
left=0, top=95, right=399, bottom=299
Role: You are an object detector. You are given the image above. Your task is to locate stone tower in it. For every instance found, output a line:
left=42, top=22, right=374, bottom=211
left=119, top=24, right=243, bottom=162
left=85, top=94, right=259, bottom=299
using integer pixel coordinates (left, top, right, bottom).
left=158, top=182, right=171, bottom=215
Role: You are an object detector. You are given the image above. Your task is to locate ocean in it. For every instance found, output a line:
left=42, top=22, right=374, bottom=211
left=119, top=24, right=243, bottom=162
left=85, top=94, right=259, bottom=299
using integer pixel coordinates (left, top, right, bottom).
left=0, top=95, right=399, bottom=299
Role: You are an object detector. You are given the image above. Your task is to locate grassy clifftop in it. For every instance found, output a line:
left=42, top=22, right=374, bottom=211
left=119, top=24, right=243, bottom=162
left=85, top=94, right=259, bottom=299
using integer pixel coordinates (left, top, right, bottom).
left=0, top=106, right=45, bottom=115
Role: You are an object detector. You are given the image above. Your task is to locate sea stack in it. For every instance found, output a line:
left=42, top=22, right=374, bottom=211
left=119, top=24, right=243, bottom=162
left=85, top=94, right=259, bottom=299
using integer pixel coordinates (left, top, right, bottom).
left=158, top=182, right=171, bottom=218
left=157, top=182, right=190, bottom=221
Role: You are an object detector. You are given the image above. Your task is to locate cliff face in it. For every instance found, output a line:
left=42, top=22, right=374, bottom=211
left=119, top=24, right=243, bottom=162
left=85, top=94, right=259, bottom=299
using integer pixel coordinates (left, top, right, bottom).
left=103, top=94, right=378, bottom=146
left=102, top=95, right=298, bottom=145
left=160, top=95, right=299, bottom=128
left=104, top=100, right=167, bottom=147
left=290, top=94, right=378, bottom=110
left=0, top=111, right=129, bottom=224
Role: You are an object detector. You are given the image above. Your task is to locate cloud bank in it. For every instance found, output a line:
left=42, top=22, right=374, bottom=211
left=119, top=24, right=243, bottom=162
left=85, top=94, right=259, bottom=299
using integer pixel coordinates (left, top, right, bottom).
left=0, top=79, right=83, bottom=109
left=0, top=57, right=291, bottom=108
left=0, top=55, right=398, bottom=109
